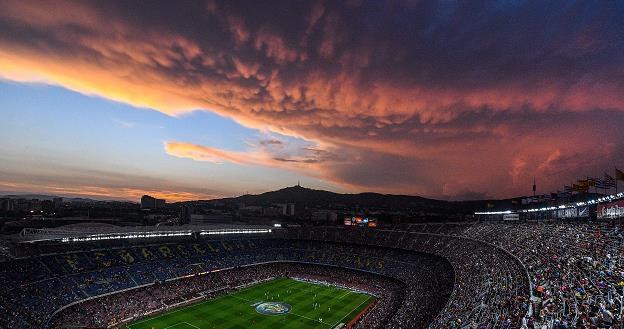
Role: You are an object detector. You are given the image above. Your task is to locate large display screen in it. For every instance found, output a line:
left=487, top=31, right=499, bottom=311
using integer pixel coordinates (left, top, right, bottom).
left=343, top=217, right=377, bottom=227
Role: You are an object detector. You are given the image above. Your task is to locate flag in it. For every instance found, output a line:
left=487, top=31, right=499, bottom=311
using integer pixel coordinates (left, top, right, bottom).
left=594, top=179, right=607, bottom=189
left=604, top=173, right=616, bottom=187
left=587, top=178, right=599, bottom=187
left=572, top=183, right=588, bottom=192
left=588, top=177, right=604, bottom=188
left=616, top=168, right=624, bottom=181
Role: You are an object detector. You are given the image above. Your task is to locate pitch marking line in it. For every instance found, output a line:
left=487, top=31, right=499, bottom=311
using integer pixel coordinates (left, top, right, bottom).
left=163, top=322, right=200, bottom=329
left=338, top=289, right=352, bottom=299
left=332, top=295, right=371, bottom=328
left=287, top=311, right=334, bottom=327
left=182, top=322, right=200, bottom=329
left=126, top=299, right=212, bottom=328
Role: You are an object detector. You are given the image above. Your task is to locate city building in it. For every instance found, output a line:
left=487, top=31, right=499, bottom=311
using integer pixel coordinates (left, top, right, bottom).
left=53, top=197, right=63, bottom=209
left=140, top=195, right=166, bottom=210
left=180, top=205, right=193, bottom=225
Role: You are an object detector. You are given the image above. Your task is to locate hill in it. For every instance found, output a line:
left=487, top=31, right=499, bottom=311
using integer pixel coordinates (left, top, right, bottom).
left=199, top=185, right=484, bottom=213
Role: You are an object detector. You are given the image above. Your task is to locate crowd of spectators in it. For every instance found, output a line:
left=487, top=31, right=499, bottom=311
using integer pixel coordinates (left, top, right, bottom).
left=11, top=221, right=623, bottom=328
left=50, top=262, right=408, bottom=329
left=462, top=222, right=624, bottom=328
left=279, top=227, right=530, bottom=328
left=51, top=264, right=274, bottom=328
left=1, top=235, right=454, bottom=328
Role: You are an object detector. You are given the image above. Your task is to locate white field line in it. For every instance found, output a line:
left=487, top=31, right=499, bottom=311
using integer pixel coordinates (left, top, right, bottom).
left=183, top=322, right=201, bottom=329
left=163, top=322, right=198, bottom=329
left=126, top=299, right=211, bottom=328
left=338, top=289, right=352, bottom=299
left=287, top=311, right=334, bottom=327
left=332, top=295, right=371, bottom=328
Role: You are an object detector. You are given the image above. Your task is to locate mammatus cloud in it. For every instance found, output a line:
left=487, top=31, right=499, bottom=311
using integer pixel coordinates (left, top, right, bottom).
left=1, top=0, right=623, bottom=198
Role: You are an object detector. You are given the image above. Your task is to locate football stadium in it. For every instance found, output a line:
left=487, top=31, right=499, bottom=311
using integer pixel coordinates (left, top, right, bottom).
left=1, top=190, right=624, bottom=329
left=2, top=0, right=624, bottom=328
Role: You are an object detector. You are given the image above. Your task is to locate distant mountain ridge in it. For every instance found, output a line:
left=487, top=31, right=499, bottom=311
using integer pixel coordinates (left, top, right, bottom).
left=2, top=186, right=499, bottom=211
left=203, top=185, right=478, bottom=211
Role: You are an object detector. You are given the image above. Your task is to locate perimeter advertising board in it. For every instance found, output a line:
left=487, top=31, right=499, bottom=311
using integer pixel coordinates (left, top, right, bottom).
left=551, top=206, right=590, bottom=219
left=597, top=200, right=624, bottom=219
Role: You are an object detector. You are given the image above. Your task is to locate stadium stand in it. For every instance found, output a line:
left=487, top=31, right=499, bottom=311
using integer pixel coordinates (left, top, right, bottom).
left=5, top=221, right=622, bottom=328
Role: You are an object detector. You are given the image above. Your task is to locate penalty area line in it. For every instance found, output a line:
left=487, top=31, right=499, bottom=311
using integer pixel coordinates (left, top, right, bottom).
left=182, top=322, right=201, bottom=329
left=338, top=289, right=352, bottom=299
left=332, top=295, right=371, bottom=328
left=126, top=298, right=212, bottom=328
left=288, top=311, right=334, bottom=327
left=164, top=322, right=200, bottom=329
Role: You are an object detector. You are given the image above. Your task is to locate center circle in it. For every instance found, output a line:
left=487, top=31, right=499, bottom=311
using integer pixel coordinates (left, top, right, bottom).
left=255, top=302, right=292, bottom=315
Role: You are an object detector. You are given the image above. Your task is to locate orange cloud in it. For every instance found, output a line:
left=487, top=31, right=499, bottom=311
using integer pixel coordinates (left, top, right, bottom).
left=163, top=141, right=334, bottom=170
left=164, top=142, right=259, bottom=165
left=0, top=180, right=216, bottom=202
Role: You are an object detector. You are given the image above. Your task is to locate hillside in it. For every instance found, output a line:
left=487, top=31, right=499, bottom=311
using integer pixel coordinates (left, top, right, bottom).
left=201, top=185, right=485, bottom=212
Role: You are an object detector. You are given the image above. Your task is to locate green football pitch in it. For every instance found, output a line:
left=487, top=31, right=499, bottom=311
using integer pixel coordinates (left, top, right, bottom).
left=126, top=277, right=376, bottom=329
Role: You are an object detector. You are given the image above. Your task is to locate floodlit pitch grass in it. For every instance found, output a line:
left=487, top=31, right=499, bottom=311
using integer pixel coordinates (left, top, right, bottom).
left=126, top=277, right=375, bottom=329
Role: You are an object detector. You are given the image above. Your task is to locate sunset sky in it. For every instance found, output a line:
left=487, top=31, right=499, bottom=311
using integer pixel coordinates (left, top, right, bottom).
left=1, top=0, right=623, bottom=201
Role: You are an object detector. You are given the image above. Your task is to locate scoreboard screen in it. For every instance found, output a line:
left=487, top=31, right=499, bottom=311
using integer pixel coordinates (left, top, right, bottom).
left=343, top=217, right=377, bottom=227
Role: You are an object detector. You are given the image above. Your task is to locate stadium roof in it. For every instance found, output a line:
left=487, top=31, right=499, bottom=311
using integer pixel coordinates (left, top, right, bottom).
left=6, top=224, right=276, bottom=243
